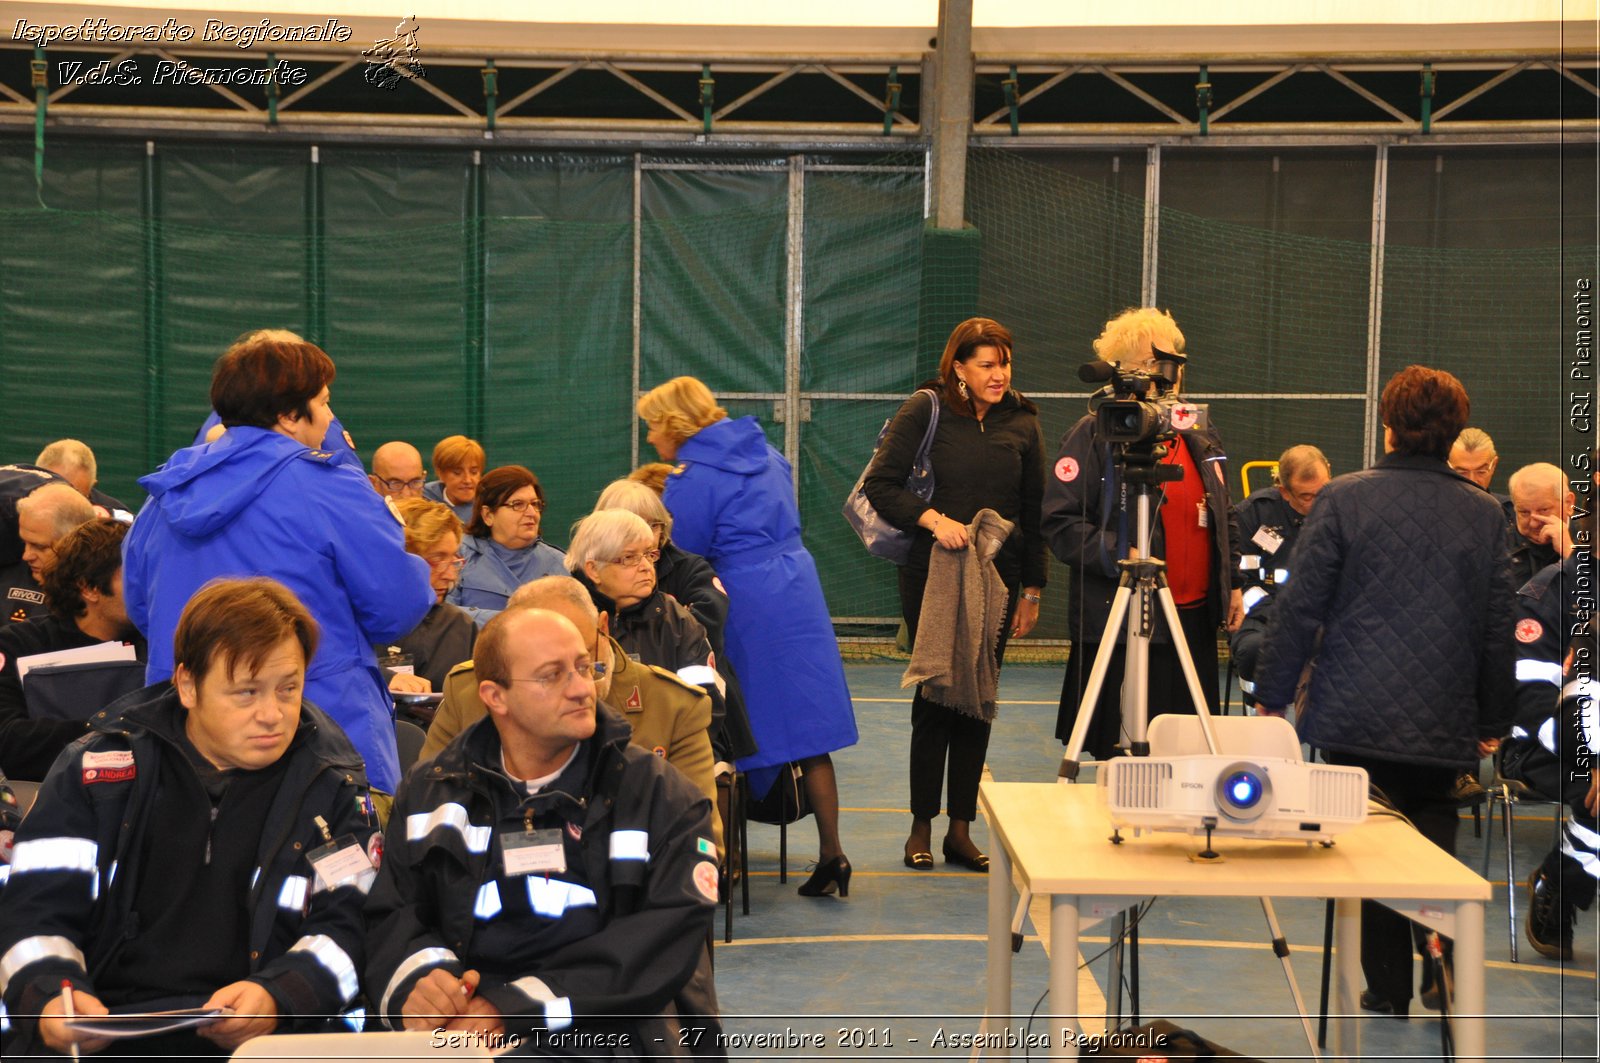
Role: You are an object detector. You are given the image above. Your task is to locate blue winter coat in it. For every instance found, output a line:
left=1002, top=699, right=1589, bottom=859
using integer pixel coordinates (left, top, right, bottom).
left=1253, top=453, right=1515, bottom=769
left=122, top=427, right=434, bottom=793
left=663, top=417, right=857, bottom=773
left=194, top=410, right=365, bottom=472
left=445, top=533, right=567, bottom=625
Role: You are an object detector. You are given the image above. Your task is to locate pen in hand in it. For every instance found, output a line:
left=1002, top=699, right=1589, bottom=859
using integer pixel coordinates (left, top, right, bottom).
left=60, top=979, right=80, bottom=1063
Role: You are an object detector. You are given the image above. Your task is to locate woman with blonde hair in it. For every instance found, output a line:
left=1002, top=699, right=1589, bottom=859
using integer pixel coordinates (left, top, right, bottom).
left=384, top=497, right=476, bottom=692
left=639, top=377, right=858, bottom=898
left=423, top=434, right=485, bottom=524
left=1041, top=307, right=1243, bottom=760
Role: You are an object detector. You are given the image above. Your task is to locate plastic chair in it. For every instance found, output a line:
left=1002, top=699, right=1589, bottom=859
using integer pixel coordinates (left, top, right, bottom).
left=1480, top=746, right=1567, bottom=962
left=1147, top=711, right=1303, bottom=759
left=394, top=719, right=428, bottom=776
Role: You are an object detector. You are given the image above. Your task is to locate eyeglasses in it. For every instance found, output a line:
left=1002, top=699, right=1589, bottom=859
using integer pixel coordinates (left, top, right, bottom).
left=602, top=548, right=661, bottom=569
left=499, top=498, right=545, bottom=514
left=379, top=477, right=426, bottom=493
left=506, top=660, right=599, bottom=690
left=427, top=554, right=467, bottom=570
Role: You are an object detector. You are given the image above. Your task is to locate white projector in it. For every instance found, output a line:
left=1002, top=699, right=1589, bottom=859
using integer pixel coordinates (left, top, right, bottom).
left=1097, top=753, right=1368, bottom=843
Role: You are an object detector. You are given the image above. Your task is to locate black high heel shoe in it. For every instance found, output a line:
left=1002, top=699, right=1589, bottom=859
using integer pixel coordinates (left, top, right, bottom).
left=797, top=856, right=852, bottom=897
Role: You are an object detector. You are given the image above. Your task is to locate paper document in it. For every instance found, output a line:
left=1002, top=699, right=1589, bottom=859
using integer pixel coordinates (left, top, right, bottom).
left=16, top=641, right=138, bottom=684
left=62, top=1006, right=229, bottom=1038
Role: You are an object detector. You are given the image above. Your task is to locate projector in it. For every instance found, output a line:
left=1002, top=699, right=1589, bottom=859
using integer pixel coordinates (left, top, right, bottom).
left=1097, top=753, right=1368, bottom=844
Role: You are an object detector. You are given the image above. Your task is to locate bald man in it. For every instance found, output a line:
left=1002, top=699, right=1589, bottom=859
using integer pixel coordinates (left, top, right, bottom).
left=369, top=442, right=426, bottom=500
left=1507, top=462, right=1575, bottom=587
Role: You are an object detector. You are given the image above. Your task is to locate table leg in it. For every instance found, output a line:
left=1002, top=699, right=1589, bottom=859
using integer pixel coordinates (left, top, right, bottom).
left=1049, top=893, right=1081, bottom=1059
left=987, top=834, right=1014, bottom=1052
left=1331, top=897, right=1360, bottom=1062
left=1454, top=899, right=1485, bottom=1061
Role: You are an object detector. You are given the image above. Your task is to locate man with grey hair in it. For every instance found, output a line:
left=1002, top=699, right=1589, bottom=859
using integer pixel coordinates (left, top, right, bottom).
left=1230, top=445, right=1331, bottom=708
left=2, top=482, right=96, bottom=625
left=1507, top=462, right=1575, bottom=586
left=35, top=439, right=131, bottom=522
left=1448, top=426, right=1500, bottom=492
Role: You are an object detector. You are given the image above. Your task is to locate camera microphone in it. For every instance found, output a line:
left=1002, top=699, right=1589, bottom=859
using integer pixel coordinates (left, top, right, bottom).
left=1078, top=361, right=1116, bottom=384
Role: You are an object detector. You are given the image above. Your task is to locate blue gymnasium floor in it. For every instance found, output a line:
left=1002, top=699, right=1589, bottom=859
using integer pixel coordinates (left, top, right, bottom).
left=711, top=662, right=1599, bottom=1062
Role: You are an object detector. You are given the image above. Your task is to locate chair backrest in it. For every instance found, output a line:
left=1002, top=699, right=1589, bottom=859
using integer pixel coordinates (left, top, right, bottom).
left=23, top=659, right=146, bottom=722
left=1148, top=713, right=1304, bottom=761
left=394, top=719, right=428, bottom=774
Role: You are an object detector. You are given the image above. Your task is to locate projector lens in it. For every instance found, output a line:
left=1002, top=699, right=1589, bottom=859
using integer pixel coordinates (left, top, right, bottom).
left=1215, top=761, right=1272, bottom=822
left=1225, top=772, right=1262, bottom=808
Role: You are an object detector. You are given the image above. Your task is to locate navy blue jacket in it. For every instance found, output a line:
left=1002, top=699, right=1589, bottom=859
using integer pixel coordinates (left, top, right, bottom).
left=365, top=705, right=718, bottom=1047
left=1041, top=415, right=1240, bottom=641
left=0, top=684, right=379, bottom=1052
left=1255, top=453, right=1515, bottom=768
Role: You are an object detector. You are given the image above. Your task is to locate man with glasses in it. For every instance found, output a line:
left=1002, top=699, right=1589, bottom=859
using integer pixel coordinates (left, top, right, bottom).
left=1230, top=445, right=1331, bottom=710
left=369, top=441, right=428, bottom=501
left=367, top=606, right=721, bottom=1053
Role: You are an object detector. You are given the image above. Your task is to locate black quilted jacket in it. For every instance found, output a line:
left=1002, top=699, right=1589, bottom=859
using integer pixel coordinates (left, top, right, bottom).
left=1254, top=453, right=1515, bottom=768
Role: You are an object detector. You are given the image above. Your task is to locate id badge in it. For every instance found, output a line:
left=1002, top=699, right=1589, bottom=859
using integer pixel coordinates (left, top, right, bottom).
left=501, top=828, right=566, bottom=876
left=1196, top=501, right=1209, bottom=529
left=1251, top=525, right=1284, bottom=554
left=307, top=834, right=374, bottom=890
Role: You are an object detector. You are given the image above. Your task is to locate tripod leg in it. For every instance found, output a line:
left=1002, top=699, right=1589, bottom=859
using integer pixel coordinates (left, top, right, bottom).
left=1152, top=581, right=1222, bottom=755
left=1061, top=577, right=1139, bottom=768
left=1260, top=897, right=1323, bottom=1061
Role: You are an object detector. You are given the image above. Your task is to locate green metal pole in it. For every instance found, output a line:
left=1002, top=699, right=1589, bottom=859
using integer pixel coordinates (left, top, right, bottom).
left=467, top=151, right=486, bottom=439
left=306, top=146, right=325, bottom=345
left=1419, top=64, right=1435, bottom=134
left=482, top=60, right=497, bottom=133
left=700, top=64, right=714, bottom=135
left=1003, top=65, right=1019, bottom=136
left=266, top=52, right=279, bottom=125
left=31, top=47, right=46, bottom=206
left=883, top=66, right=901, bottom=136
left=143, top=141, right=164, bottom=472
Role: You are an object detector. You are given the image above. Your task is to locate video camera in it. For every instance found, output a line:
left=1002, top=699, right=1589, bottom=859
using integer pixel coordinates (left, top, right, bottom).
left=1080, top=347, right=1209, bottom=446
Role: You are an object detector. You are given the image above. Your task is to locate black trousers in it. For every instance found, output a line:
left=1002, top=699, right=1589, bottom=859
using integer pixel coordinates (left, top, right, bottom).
left=1322, top=751, right=1458, bottom=1002
left=1056, top=601, right=1220, bottom=759
left=898, top=566, right=1019, bottom=822
left=1539, top=806, right=1600, bottom=912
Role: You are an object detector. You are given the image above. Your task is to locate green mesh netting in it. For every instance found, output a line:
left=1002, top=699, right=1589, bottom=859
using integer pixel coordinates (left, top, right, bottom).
left=1, top=139, right=1593, bottom=644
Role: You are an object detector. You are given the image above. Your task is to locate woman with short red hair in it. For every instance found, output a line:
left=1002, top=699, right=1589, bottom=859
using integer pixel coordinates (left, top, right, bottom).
left=1255, top=364, right=1515, bottom=1018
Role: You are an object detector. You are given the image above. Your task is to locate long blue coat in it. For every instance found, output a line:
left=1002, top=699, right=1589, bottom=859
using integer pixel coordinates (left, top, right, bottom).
left=663, top=417, right=857, bottom=773
left=123, top=427, right=434, bottom=793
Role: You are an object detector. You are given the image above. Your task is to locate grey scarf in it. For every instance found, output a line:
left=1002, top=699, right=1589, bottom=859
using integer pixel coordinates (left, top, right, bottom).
left=902, top=508, right=1015, bottom=721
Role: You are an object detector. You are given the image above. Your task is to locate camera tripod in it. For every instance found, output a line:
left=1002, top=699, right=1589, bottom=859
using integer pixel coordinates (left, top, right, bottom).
left=1002, top=440, right=1324, bottom=1060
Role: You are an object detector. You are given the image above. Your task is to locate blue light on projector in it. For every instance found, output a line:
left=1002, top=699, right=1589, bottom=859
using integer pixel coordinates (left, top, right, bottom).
left=1226, top=772, right=1263, bottom=808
